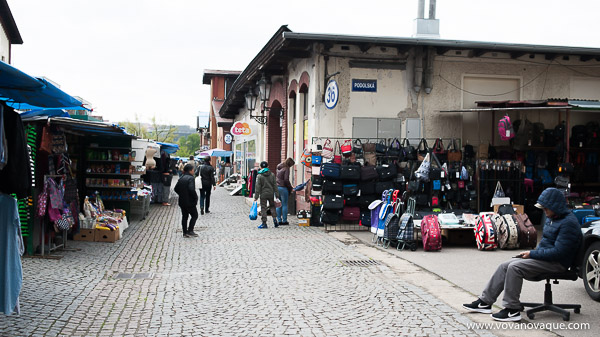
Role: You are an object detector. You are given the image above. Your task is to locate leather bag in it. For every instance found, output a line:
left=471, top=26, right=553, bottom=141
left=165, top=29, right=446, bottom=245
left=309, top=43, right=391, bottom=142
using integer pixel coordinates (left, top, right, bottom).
left=375, top=139, right=387, bottom=154
left=360, top=166, right=378, bottom=181
left=447, top=138, right=462, bottom=162
left=402, top=138, right=417, bottom=161
left=322, top=139, right=334, bottom=159
left=340, top=165, right=361, bottom=180
left=417, top=138, right=429, bottom=161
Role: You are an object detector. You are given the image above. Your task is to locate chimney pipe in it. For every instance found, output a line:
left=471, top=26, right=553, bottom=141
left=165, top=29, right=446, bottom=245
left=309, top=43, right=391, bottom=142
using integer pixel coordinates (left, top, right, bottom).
left=429, top=0, right=436, bottom=19
left=417, top=0, right=425, bottom=19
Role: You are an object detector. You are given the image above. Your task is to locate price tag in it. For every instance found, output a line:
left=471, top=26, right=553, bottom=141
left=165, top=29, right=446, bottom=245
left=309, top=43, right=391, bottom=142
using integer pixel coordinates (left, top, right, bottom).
left=441, top=171, right=445, bottom=178
left=579, top=142, right=583, bottom=148
left=441, top=186, right=445, bottom=192
left=528, top=140, right=532, bottom=146
left=506, top=130, right=511, bottom=137
left=456, top=172, right=460, bottom=179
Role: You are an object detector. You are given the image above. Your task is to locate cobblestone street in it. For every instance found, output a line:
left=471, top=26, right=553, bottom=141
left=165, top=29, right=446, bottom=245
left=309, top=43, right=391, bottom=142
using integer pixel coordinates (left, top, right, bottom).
left=0, top=188, right=494, bottom=337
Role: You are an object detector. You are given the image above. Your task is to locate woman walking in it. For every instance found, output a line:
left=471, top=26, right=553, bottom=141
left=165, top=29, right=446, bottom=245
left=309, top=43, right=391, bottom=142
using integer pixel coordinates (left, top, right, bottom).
left=254, top=161, right=280, bottom=229
left=276, top=158, right=295, bottom=225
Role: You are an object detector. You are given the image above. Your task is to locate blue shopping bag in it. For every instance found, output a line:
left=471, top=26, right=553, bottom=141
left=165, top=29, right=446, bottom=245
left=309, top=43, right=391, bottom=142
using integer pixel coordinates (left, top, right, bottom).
left=249, top=201, right=258, bottom=221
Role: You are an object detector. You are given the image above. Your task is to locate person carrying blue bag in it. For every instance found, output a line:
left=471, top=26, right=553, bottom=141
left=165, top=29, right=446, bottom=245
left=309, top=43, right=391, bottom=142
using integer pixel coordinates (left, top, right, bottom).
left=254, top=161, right=280, bottom=229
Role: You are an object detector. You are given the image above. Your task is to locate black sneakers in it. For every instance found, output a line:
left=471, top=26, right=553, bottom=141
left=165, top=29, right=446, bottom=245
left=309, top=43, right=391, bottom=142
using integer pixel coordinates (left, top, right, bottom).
left=462, top=299, right=492, bottom=314
left=183, top=233, right=191, bottom=238
left=187, top=231, right=199, bottom=237
left=491, top=308, right=521, bottom=322
left=274, top=220, right=279, bottom=228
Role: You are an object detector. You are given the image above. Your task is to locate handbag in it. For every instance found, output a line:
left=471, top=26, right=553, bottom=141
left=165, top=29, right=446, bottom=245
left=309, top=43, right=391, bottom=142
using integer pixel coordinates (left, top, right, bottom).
left=343, top=184, right=359, bottom=196
left=311, top=166, right=321, bottom=175
left=333, top=141, right=342, bottom=164
left=341, top=139, right=353, bottom=155
left=341, top=206, right=361, bottom=221
left=415, top=153, right=431, bottom=181
left=39, top=126, right=53, bottom=154
left=322, top=139, right=334, bottom=159
left=320, top=163, right=341, bottom=179
left=323, top=195, right=344, bottom=210
left=312, top=175, right=324, bottom=190
left=364, top=152, right=377, bottom=166
left=362, top=140, right=376, bottom=153
left=417, top=139, right=429, bottom=162
left=359, top=181, right=376, bottom=195
left=402, top=139, right=417, bottom=161
left=360, top=166, right=378, bottom=181
left=352, top=139, right=363, bottom=154
left=55, top=213, right=71, bottom=231
left=322, top=180, right=343, bottom=194
left=311, top=155, right=322, bottom=166
left=375, top=139, right=387, bottom=154
left=340, top=165, right=361, bottom=180
left=375, top=181, right=394, bottom=195
left=195, top=175, right=203, bottom=189
left=447, top=138, right=462, bottom=162
left=432, top=138, right=447, bottom=164
left=47, top=178, right=63, bottom=209
left=387, top=138, right=402, bottom=159
left=36, top=179, right=49, bottom=218
left=376, top=164, right=397, bottom=181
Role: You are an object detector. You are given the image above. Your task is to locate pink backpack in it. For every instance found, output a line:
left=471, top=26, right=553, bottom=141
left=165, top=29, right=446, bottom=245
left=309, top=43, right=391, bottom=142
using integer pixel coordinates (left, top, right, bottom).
left=421, top=214, right=442, bottom=251
left=498, top=115, right=515, bottom=141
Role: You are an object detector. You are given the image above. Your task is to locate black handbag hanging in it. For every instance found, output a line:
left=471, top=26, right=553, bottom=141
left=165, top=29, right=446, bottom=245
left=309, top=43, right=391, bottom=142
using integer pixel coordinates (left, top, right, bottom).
left=342, top=184, right=359, bottom=196
left=340, top=165, right=361, bottom=180
left=417, top=138, right=429, bottom=161
left=360, top=166, right=378, bottom=181
left=402, top=138, right=417, bottom=161
left=323, top=194, right=345, bottom=210
left=352, top=139, right=363, bottom=154
left=375, top=180, right=394, bottom=195
left=359, top=180, right=376, bottom=195
left=376, top=164, right=397, bottom=181
left=320, top=209, right=340, bottom=225
left=375, top=139, right=387, bottom=154
left=387, top=138, right=402, bottom=159
left=322, top=180, right=343, bottom=194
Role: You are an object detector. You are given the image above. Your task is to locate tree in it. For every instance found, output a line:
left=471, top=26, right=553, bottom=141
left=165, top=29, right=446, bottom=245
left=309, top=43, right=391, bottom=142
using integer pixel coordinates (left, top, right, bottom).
left=177, top=133, right=200, bottom=157
left=118, top=114, right=149, bottom=138
left=148, top=115, right=177, bottom=143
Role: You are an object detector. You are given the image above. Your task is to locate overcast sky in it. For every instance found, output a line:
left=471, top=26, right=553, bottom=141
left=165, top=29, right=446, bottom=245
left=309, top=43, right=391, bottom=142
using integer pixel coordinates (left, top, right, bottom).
left=7, top=0, right=600, bottom=127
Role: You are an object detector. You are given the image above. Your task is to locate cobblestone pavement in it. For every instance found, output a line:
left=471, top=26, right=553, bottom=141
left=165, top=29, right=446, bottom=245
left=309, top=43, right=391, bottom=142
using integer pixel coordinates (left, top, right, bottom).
left=1, top=187, right=495, bottom=337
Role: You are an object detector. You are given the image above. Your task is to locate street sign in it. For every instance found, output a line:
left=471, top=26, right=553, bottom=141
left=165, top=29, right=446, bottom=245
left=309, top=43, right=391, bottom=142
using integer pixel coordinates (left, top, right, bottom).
left=224, top=133, right=232, bottom=145
left=325, top=79, right=338, bottom=110
left=352, top=79, right=377, bottom=92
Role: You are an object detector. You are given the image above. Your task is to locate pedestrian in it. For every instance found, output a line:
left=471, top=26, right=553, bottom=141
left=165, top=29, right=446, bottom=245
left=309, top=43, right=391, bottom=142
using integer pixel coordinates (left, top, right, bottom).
left=219, top=161, right=225, bottom=183
left=196, top=157, right=216, bottom=214
left=254, top=161, right=280, bottom=229
left=463, top=188, right=582, bottom=322
left=160, top=150, right=172, bottom=206
left=276, top=157, right=295, bottom=225
left=224, top=161, right=232, bottom=180
left=188, top=155, right=197, bottom=172
left=176, top=160, right=184, bottom=177
left=173, top=164, right=198, bottom=238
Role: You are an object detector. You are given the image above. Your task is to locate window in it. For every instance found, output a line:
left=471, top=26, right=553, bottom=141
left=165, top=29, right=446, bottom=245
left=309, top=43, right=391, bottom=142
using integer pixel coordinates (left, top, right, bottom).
left=352, top=118, right=401, bottom=139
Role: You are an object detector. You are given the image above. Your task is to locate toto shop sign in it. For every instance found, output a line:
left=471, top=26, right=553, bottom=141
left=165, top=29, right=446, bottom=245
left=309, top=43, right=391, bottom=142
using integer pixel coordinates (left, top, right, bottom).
left=231, top=122, right=253, bottom=136
left=352, top=79, right=377, bottom=92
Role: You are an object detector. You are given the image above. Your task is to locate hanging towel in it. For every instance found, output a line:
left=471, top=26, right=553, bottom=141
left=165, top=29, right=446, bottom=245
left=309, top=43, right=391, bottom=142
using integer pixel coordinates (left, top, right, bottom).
left=0, top=194, right=24, bottom=315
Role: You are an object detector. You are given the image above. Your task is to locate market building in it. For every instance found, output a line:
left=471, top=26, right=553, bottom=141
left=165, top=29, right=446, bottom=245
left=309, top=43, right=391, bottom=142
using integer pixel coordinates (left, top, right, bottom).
left=217, top=24, right=600, bottom=221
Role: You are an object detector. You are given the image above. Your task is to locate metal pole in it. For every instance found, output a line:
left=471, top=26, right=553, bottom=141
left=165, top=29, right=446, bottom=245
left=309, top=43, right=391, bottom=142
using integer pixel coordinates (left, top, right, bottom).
left=429, top=0, right=437, bottom=19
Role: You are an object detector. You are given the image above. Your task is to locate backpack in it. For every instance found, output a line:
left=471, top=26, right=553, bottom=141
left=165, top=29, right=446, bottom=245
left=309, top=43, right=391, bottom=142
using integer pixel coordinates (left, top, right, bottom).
left=512, top=119, right=532, bottom=150
left=498, top=115, right=515, bottom=141
left=571, top=125, right=587, bottom=148
left=532, top=122, right=545, bottom=146
left=421, top=214, right=442, bottom=251
left=513, top=213, right=537, bottom=249
left=475, top=213, right=497, bottom=251
left=494, top=214, right=520, bottom=250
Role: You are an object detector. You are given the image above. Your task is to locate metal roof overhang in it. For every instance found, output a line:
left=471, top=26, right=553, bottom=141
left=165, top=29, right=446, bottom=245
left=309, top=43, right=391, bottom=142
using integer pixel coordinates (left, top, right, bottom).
left=440, top=106, right=571, bottom=113
left=23, top=116, right=134, bottom=137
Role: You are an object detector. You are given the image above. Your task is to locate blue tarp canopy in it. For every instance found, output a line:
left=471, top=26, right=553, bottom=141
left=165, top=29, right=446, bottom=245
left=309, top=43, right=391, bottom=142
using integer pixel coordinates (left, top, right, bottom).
left=199, top=148, right=232, bottom=157
left=19, top=108, right=70, bottom=118
left=157, top=142, right=179, bottom=154
left=0, top=60, right=85, bottom=110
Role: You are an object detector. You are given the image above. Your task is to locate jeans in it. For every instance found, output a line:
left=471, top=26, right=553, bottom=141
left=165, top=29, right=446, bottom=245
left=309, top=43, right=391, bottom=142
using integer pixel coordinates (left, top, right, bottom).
left=180, top=205, right=198, bottom=234
left=199, top=187, right=212, bottom=211
left=276, top=186, right=289, bottom=223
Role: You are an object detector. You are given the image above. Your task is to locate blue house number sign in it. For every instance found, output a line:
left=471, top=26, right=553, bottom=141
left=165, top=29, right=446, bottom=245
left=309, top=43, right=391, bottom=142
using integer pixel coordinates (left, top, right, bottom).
left=325, top=79, right=338, bottom=109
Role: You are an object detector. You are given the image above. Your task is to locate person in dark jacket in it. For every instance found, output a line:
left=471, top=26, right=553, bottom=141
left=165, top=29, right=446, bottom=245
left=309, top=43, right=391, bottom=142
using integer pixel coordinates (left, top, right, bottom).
left=463, top=188, right=582, bottom=322
left=174, top=164, right=198, bottom=238
left=196, top=157, right=216, bottom=214
left=254, top=161, right=280, bottom=229
left=276, top=158, right=295, bottom=225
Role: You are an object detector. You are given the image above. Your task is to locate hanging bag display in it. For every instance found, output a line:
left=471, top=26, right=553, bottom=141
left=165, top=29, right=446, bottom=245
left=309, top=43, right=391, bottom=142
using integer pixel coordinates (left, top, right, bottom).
left=360, top=166, right=378, bottom=181
left=322, top=139, right=334, bottom=159
left=320, top=163, right=341, bottom=179
left=402, top=138, right=417, bottom=161
left=333, top=140, right=342, bottom=164
left=447, top=138, right=462, bottom=162
left=364, top=152, right=377, bottom=166
left=417, top=138, right=429, bottom=162
left=340, top=165, right=361, bottom=180
left=387, top=138, right=402, bottom=159
left=415, top=153, right=431, bottom=181
left=47, top=178, right=63, bottom=210
left=300, top=149, right=312, bottom=167
left=376, top=164, right=397, bottom=181
left=340, top=139, right=353, bottom=155
left=352, top=139, right=363, bottom=154
left=362, top=140, right=376, bottom=153
left=311, top=154, right=322, bottom=166
left=475, top=213, right=498, bottom=251
left=498, top=115, right=515, bottom=141
left=375, top=139, right=387, bottom=154
left=432, top=138, right=447, bottom=164
left=36, top=178, right=49, bottom=217
left=323, top=194, right=344, bottom=210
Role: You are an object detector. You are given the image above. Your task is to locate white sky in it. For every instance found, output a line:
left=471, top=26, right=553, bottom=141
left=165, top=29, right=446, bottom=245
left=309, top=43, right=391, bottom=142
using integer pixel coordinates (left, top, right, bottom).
left=7, top=0, right=600, bottom=127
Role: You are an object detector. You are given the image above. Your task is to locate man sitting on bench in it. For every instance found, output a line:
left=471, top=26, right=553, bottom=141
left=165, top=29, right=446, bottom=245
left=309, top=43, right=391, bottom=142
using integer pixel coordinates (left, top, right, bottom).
left=463, top=188, right=582, bottom=322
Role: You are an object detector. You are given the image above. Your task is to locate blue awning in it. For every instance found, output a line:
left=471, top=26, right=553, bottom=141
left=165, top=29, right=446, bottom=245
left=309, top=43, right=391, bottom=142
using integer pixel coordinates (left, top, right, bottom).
left=19, top=108, right=70, bottom=118
left=157, top=142, right=179, bottom=154
left=0, top=61, right=85, bottom=109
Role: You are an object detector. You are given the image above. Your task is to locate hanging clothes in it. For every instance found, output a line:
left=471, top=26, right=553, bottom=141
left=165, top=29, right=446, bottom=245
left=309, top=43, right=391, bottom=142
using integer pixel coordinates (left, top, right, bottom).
left=0, top=103, right=31, bottom=198
left=0, top=104, right=7, bottom=170
left=0, top=193, right=24, bottom=315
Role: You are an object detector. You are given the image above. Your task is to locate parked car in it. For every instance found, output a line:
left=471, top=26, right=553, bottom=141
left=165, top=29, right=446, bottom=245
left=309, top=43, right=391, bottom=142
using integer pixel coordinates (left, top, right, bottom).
left=580, top=220, right=600, bottom=301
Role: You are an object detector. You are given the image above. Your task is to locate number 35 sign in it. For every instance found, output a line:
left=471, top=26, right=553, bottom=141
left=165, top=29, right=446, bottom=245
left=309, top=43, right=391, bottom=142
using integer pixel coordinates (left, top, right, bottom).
left=325, top=79, right=338, bottom=110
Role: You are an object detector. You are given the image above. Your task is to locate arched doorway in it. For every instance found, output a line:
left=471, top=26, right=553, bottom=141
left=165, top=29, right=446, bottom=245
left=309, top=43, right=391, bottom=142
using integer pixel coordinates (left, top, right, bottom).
left=267, top=100, right=283, bottom=168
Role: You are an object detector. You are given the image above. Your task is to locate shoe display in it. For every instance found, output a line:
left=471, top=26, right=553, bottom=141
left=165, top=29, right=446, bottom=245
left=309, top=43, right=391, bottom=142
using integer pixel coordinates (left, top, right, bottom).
left=491, top=308, right=521, bottom=322
left=187, top=231, right=199, bottom=237
left=257, top=223, right=268, bottom=229
left=462, top=299, right=492, bottom=314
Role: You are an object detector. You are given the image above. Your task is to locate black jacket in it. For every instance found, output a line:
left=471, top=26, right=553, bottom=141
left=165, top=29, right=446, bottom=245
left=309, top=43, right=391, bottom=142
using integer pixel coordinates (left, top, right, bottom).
left=174, top=173, right=197, bottom=208
left=196, top=163, right=216, bottom=188
left=0, top=105, right=31, bottom=199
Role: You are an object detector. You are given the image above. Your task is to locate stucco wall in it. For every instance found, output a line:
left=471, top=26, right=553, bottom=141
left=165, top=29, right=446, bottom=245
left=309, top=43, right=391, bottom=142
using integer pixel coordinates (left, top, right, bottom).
left=0, top=27, right=10, bottom=63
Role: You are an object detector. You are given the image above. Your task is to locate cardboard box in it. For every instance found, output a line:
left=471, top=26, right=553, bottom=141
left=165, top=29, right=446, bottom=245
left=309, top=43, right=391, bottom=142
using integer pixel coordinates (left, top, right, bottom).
left=493, top=204, right=524, bottom=215
left=298, top=218, right=310, bottom=226
left=73, top=229, right=95, bottom=242
left=95, top=227, right=120, bottom=243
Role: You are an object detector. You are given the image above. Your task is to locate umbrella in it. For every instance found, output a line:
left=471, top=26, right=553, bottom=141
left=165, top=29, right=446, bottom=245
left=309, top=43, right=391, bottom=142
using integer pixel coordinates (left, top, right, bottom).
left=199, top=148, right=233, bottom=157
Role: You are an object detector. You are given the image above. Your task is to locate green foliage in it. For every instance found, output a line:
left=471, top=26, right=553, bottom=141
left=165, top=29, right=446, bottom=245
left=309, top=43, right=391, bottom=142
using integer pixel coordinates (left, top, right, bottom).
left=177, top=133, right=200, bottom=157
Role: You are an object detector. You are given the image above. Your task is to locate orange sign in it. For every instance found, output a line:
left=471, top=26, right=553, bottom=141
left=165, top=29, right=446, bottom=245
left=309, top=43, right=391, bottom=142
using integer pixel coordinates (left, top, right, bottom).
left=231, top=122, right=252, bottom=136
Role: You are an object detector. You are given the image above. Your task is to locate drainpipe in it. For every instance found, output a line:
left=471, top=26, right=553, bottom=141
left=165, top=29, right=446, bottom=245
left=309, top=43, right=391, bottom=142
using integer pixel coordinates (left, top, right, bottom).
left=423, top=46, right=435, bottom=94
left=429, top=0, right=436, bottom=19
left=414, top=46, right=423, bottom=93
